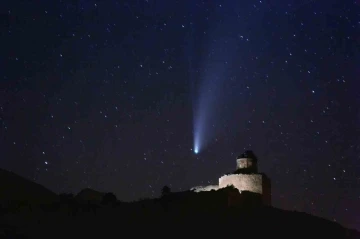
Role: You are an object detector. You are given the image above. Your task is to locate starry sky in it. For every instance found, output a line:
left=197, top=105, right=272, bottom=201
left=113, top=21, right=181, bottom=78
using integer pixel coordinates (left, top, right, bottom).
left=1, top=0, right=360, bottom=230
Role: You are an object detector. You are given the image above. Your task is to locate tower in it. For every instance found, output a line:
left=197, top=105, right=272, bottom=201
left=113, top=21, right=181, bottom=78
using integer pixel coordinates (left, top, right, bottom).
left=235, top=150, right=258, bottom=174
left=219, top=150, right=271, bottom=205
left=190, top=149, right=272, bottom=206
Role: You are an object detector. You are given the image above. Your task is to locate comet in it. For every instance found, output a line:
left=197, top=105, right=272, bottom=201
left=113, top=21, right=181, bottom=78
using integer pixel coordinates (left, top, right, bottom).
left=189, top=18, right=238, bottom=154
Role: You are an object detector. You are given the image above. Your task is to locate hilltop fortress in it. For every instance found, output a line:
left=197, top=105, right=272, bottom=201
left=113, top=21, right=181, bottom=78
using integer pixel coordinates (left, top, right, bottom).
left=191, top=150, right=271, bottom=206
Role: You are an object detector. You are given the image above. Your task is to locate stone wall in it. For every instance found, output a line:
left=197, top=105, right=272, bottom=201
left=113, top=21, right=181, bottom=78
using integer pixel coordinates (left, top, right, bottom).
left=219, top=174, right=271, bottom=206
left=219, top=174, right=263, bottom=194
left=191, top=185, right=219, bottom=192
left=191, top=173, right=271, bottom=206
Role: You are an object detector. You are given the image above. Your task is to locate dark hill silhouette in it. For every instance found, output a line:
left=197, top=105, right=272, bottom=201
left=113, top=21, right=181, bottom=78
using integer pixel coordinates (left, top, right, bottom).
left=0, top=168, right=58, bottom=206
left=0, top=169, right=359, bottom=238
left=75, top=188, right=105, bottom=203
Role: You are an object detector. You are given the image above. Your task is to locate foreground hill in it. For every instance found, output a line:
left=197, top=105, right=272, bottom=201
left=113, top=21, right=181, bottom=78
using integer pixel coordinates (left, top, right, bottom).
left=0, top=169, right=359, bottom=238
left=0, top=168, right=58, bottom=206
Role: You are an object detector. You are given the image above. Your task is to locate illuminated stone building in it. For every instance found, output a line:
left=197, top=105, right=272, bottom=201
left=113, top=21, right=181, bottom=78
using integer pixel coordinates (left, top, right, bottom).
left=191, top=150, right=271, bottom=206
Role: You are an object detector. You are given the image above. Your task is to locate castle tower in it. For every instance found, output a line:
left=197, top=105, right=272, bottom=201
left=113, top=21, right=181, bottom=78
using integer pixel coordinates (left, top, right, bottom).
left=191, top=149, right=272, bottom=206
left=236, top=150, right=258, bottom=174
left=219, top=150, right=271, bottom=206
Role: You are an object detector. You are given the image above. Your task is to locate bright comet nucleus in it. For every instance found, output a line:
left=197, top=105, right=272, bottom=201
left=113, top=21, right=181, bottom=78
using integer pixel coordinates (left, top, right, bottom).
left=193, top=128, right=202, bottom=154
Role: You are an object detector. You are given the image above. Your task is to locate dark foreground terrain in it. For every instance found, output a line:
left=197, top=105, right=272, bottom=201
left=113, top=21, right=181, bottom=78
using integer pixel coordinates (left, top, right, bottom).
left=0, top=168, right=359, bottom=238
left=2, top=190, right=360, bottom=239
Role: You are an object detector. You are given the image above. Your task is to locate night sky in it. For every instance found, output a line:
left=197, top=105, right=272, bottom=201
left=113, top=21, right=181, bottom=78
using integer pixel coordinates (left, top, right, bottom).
left=1, top=0, right=360, bottom=230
